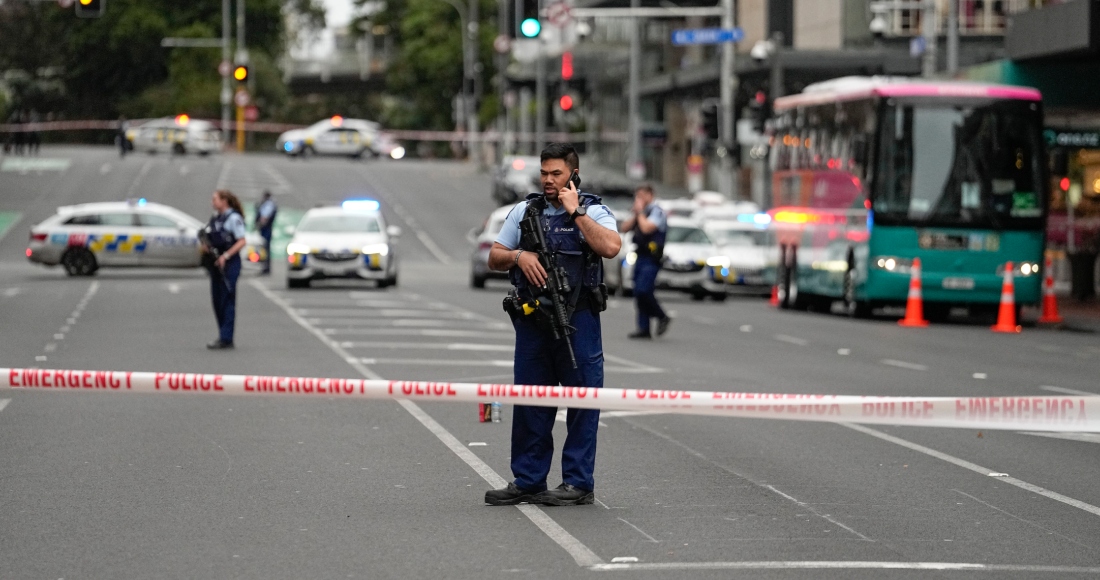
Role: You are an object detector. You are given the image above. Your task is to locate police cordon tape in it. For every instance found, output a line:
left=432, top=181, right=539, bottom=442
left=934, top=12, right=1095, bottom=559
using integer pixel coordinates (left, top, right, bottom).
left=3, top=367, right=1098, bottom=432
left=0, top=119, right=629, bottom=143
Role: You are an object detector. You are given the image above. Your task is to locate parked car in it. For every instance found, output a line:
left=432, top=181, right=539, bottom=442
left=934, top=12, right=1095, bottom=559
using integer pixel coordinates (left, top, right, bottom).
left=491, top=156, right=540, bottom=206
left=703, top=215, right=772, bottom=295
left=277, top=117, right=381, bottom=159
left=469, top=203, right=519, bottom=288
left=621, top=216, right=728, bottom=300
left=127, top=116, right=221, bottom=156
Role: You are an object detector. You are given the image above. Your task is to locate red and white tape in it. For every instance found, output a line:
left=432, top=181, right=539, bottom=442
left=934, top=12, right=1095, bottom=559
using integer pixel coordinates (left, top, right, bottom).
left=3, top=368, right=1097, bottom=432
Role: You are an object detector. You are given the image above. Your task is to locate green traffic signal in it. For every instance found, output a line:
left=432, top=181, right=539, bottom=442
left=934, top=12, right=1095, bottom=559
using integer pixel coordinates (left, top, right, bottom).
left=520, top=18, right=541, bottom=38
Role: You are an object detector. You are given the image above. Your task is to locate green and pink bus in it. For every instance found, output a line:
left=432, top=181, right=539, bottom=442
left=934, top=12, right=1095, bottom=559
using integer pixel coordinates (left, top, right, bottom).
left=765, top=77, right=1048, bottom=320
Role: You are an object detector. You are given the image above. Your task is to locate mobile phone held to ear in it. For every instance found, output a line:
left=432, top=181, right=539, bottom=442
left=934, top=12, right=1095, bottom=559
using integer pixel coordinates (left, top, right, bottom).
left=570, top=171, right=581, bottom=190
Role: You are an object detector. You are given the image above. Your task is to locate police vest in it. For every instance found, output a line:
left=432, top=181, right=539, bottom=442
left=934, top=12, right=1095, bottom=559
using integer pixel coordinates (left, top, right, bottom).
left=632, top=204, right=666, bottom=261
left=509, top=193, right=604, bottom=294
left=205, top=211, right=241, bottom=253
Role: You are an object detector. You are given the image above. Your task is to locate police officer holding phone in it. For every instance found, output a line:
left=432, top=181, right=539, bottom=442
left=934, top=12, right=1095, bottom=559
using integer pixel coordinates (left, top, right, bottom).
left=201, top=189, right=247, bottom=350
left=483, top=143, right=621, bottom=507
left=620, top=184, right=671, bottom=339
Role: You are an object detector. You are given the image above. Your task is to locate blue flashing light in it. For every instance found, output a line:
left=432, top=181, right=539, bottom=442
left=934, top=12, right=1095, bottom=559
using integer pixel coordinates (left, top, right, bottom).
left=137, top=198, right=147, bottom=206
left=342, top=199, right=380, bottom=212
left=720, top=267, right=730, bottom=277
left=736, top=212, right=771, bottom=225
left=283, top=141, right=294, bottom=152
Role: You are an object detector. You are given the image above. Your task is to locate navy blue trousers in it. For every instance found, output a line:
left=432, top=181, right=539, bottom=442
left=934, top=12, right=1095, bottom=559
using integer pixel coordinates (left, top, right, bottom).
left=259, top=226, right=273, bottom=272
left=633, top=256, right=667, bottom=333
left=511, top=308, right=604, bottom=492
left=210, top=256, right=241, bottom=343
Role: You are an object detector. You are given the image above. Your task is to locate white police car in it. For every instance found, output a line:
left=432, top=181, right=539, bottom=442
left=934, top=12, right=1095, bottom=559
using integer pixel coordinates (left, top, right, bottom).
left=127, top=116, right=222, bottom=155
left=277, top=117, right=382, bottom=159
left=285, top=200, right=401, bottom=288
left=620, top=216, right=729, bottom=301
left=26, top=200, right=206, bottom=276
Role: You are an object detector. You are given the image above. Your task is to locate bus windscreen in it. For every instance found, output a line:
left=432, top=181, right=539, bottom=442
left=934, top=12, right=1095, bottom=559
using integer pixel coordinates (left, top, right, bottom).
left=873, top=100, right=1044, bottom=230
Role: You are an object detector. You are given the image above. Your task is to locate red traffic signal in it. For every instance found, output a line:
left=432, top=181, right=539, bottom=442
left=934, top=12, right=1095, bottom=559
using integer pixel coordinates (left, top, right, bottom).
left=559, top=95, right=574, bottom=111
left=561, top=52, right=574, bottom=81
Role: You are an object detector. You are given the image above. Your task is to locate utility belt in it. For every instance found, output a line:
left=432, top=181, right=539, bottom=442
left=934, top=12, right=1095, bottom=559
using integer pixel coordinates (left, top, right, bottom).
left=502, top=283, right=608, bottom=322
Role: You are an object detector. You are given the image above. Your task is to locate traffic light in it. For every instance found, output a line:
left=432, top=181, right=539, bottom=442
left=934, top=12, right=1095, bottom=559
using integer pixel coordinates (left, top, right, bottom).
left=559, top=94, right=574, bottom=111
left=75, top=0, right=105, bottom=18
left=701, top=101, right=719, bottom=140
left=517, top=0, right=541, bottom=38
left=750, top=90, right=771, bottom=133
left=561, top=52, right=573, bottom=81
left=233, top=65, right=249, bottom=82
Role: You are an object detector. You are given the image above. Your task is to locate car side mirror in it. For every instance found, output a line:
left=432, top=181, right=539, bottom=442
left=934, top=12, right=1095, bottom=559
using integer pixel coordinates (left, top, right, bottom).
left=386, top=225, right=402, bottom=238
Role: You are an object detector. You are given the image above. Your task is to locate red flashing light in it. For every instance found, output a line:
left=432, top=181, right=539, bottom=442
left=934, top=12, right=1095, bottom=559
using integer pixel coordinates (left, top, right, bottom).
left=559, top=95, right=574, bottom=111
left=174, top=114, right=190, bottom=126
left=1060, top=177, right=1071, bottom=192
left=25, top=248, right=32, bottom=258
left=754, top=90, right=767, bottom=105
left=561, top=52, right=574, bottom=80
left=864, top=199, right=872, bottom=210
left=331, top=115, right=344, bottom=127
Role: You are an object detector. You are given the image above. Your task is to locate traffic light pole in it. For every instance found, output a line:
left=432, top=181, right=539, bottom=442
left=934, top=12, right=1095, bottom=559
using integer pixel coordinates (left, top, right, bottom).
left=718, top=0, right=737, bottom=199
left=627, top=0, right=641, bottom=178
left=221, top=0, right=231, bottom=146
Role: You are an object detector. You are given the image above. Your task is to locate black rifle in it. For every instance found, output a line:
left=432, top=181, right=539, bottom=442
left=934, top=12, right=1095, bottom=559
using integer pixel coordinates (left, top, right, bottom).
left=519, top=212, right=578, bottom=369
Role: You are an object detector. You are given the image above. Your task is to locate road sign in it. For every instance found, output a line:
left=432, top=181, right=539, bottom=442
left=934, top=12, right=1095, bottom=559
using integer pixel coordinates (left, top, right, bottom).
left=218, top=60, right=232, bottom=78
left=670, top=27, right=743, bottom=46
left=234, top=89, right=250, bottom=108
left=57, top=0, right=74, bottom=8
left=546, top=1, right=572, bottom=27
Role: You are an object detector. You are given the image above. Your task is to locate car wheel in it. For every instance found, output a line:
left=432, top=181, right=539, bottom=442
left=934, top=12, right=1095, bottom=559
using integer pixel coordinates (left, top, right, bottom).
left=173, top=143, right=186, bottom=155
left=710, top=292, right=728, bottom=302
left=690, top=289, right=708, bottom=301
left=61, top=248, right=97, bottom=277
left=380, top=273, right=398, bottom=288
left=471, top=272, right=486, bottom=289
left=287, top=278, right=310, bottom=289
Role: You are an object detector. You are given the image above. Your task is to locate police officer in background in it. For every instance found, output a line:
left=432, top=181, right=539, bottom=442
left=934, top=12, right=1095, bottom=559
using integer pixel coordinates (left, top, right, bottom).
left=201, top=189, right=247, bottom=350
left=484, top=143, right=621, bottom=507
left=620, top=184, right=671, bottom=339
left=255, top=191, right=278, bottom=275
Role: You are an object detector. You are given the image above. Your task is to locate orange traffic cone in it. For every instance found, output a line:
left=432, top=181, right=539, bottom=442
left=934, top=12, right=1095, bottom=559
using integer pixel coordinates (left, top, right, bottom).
left=898, top=258, right=929, bottom=327
left=1038, top=256, right=1064, bottom=324
left=991, top=261, right=1021, bottom=333
left=769, top=285, right=780, bottom=307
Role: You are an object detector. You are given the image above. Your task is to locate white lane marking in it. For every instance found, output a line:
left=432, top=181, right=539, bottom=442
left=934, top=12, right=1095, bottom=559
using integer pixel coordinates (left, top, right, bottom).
left=252, top=279, right=605, bottom=567
left=354, top=358, right=649, bottom=373
left=215, top=159, right=234, bottom=189
left=764, top=484, right=874, bottom=542
left=124, top=160, right=153, bottom=199
left=44, top=344, right=56, bottom=353
left=168, top=283, right=180, bottom=294
left=1041, top=385, right=1099, bottom=396
left=53, top=334, right=64, bottom=340
left=623, top=418, right=872, bottom=542
left=590, top=562, right=1100, bottom=572
left=880, top=359, right=928, bottom=371
left=617, top=518, right=660, bottom=543
left=972, top=372, right=988, bottom=379
left=2, top=288, right=19, bottom=298
left=773, top=334, right=807, bottom=346
left=340, top=341, right=511, bottom=352
left=837, top=348, right=851, bottom=356
left=609, top=556, right=638, bottom=563
left=841, top=423, right=1100, bottom=518
left=468, top=442, right=487, bottom=446
left=324, top=328, right=512, bottom=338
left=35, top=356, right=47, bottom=362
left=952, top=489, right=1095, bottom=550
left=0, top=213, right=23, bottom=244
left=100, top=163, right=111, bottom=175
left=691, top=316, right=717, bottom=326
left=0, top=399, right=9, bottom=412
left=179, top=164, right=190, bottom=176
left=1018, top=432, right=1100, bottom=445
left=604, top=353, right=663, bottom=374
left=739, top=325, right=752, bottom=332
left=296, top=308, right=475, bottom=319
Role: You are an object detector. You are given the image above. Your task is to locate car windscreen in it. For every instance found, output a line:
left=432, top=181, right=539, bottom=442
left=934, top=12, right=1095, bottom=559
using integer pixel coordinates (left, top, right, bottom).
left=297, top=214, right=381, bottom=233
left=708, top=227, right=767, bottom=247
left=666, top=225, right=711, bottom=244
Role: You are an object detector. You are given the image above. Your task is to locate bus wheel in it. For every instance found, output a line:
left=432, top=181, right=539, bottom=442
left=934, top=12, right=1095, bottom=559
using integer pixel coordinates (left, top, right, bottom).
left=783, top=247, right=807, bottom=310
left=777, top=245, right=791, bottom=309
left=843, top=265, right=870, bottom=318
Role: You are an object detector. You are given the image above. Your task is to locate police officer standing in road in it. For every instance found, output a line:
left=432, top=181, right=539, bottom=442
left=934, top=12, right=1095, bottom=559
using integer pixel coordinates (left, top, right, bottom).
left=201, top=189, right=247, bottom=350
left=255, top=190, right=278, bottom=275
left=620, top=184, right=671, bottom=339
left=484, top=143, right=621, bottom=507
